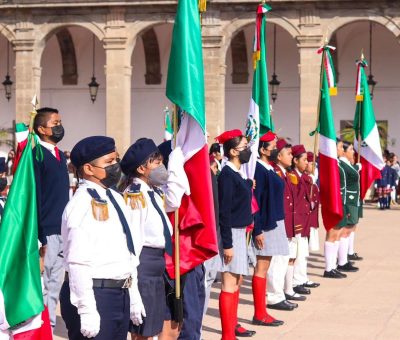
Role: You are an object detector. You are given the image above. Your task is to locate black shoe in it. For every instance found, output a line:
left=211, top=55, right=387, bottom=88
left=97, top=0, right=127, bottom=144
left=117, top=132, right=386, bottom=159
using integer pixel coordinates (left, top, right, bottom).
left=285, top=293, right=306, bottom=301
left=323, top=270, right=343, bottom=279
left=293, top=285, right=311, bottom=295
left=348, top=253, right=363, bottom=261
left=252, top=317, right=284, bottom=327
left=267, top=300, right=295, bottom=311
left=285, top=300, right=298, bottom=308
left=235, top=324, right=256, bottom=337
left=337, top=262, right=359, bottom=272
left=303, top=281, right=320, bottom=288
left=332, top=269, right=347, bottom=278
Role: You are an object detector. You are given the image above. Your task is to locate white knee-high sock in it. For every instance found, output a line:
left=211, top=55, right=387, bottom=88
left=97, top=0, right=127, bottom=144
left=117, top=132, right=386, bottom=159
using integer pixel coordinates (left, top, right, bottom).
left=284, top=264, right=295, bottom=295
left=348, top=231, right=355, bottom=255
left=334, top=241, right=340, bottom=268
left=324, top=241, right=336, bottom=271
left=338, top=237, right=349, bottom=266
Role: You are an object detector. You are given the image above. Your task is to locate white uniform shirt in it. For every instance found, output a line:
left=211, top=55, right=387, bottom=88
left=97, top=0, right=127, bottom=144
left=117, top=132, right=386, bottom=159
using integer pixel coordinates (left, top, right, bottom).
left=39, top=140, right=58, bottom=158
left=127, top=178, right=173, bottom=254
left=61, top=179, right=139, bottom=314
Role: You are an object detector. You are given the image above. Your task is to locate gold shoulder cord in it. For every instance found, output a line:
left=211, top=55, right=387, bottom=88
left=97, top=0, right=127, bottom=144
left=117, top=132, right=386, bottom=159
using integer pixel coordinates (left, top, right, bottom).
left=124, top=192, right=146, bottom=210
left=91, top=198, right=109, bottom=221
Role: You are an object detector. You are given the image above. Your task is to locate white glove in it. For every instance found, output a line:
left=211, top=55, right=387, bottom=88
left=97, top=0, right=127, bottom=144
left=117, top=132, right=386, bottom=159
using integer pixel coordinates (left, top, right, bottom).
left=311, top=202, right=315, bottom=210
left=374, top=183, right=377, bottom=189
left=130, top=298, right=146, bottom=326
left=356, top=163, right=362, bottom=171
left=387, top=184, right=391, bottom=189
left=80, top=311, right=100, bottom=338
left=130, top=284, right=146, bottom=326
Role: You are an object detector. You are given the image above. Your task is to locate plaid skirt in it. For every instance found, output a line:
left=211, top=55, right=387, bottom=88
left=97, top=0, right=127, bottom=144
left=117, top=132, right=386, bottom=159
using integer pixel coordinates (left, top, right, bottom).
left=253, top=219, right=290, bottom=257
left=221, top=227, right=249, bottom=276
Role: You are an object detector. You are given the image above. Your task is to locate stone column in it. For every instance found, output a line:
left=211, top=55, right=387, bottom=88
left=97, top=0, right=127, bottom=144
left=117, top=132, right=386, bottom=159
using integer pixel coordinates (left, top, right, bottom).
left=14, top=22, right=40, bottom=123
left=202, top=11, right=225, bottom=141
left=298, top=35, right=324, bottom=151
left=104, top=9, right=132, bottom=153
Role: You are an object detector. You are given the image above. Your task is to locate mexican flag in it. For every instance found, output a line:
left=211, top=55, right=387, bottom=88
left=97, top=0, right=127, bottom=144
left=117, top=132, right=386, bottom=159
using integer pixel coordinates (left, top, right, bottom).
left=314, top=46, right=343, bottom=230
left=353, top=59, right=385, bottom=199
left=0, top=132, right=52, bottom=339
left=164, top=107, right=173, bottom=141
left=243, top=3, right=272, bottom=179
left=165, top=0, right=218, bottom=278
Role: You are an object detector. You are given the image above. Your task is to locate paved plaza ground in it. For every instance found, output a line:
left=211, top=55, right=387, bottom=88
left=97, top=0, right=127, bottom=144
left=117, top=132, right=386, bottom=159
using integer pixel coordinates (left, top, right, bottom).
left=54, top=204, right=400, bottom=340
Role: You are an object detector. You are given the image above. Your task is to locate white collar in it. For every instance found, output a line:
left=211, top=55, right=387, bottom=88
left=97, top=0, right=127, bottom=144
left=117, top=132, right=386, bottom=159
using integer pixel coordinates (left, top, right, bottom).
left=339, top=157, right=351, bottom=166
left=257, top=159, right=273, bottom=171
left=133, top=177, right=152, bottom=191
left=295, top=168, right=303, bottom=177
left=277, top=164, right=287, bottom=175
left=226, top=161, right=246, bottom=179
left=39, top=139, right=56, bottom=152
left=81, top=179, right=107, bottom=194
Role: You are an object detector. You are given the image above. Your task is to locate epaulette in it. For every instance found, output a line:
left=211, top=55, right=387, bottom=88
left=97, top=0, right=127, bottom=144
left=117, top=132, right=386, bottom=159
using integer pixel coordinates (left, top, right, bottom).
left=153, top=186, right=166, bottom=209
left=124, top=183, right=146, bottom=209
left=287, top=172, right=299, bottom=185
left=87, top=188, right=109, bottom=221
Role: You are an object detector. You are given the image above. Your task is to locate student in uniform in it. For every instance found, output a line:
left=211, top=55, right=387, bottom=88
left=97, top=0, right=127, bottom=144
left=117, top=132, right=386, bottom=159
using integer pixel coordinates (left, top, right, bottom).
left=267, top=139, right=300, bottom=311
left=60, top=136, right=140, bottom=340
left=251, top=131, right=286, bottom=326
left=290, top=145, right=320, bottom=294
left=0, top=158, right=7, bottom=220
left=120, top=138, right=188, bottom=340
left=376, top=155, right=390, bottom=210
left=209, top=143, right=223, bottom=172
left=305, top=152, right=321, bottom=254
left=33, top=107, right=70, bottom=328
left=336, top=142, right=360, bottom=273
left=323, top=140, right=348, bottom=279
left=216, top=129, right=256, bottom=340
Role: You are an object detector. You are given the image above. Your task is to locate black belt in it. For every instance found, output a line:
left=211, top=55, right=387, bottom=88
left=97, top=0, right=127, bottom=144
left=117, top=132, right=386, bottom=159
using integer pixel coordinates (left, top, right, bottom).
left=64, top=272, right=132, bottom=289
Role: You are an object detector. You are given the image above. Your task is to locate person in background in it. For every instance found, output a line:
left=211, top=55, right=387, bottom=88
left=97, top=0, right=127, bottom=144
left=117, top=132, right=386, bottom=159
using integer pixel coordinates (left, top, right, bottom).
left=6, top=149, right=15, bottom=176
left=216, top=129, right=256, bottom=339
left=33, top=107, right=70, bottom=328
left=209, top=143, right=223, bottom=172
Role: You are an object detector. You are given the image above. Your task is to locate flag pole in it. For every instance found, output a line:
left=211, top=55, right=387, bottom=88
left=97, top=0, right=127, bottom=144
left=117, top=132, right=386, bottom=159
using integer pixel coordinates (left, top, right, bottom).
left=172, top=103, right=183, bottom=322
left=311, top=42, right=328, bottom=175
left=356, top=52, right=364, bottom=164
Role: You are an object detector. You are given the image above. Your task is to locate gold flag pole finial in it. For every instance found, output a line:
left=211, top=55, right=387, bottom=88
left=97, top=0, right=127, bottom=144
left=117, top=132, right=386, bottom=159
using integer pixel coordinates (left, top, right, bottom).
left=29, top=95, right=39, bottom=132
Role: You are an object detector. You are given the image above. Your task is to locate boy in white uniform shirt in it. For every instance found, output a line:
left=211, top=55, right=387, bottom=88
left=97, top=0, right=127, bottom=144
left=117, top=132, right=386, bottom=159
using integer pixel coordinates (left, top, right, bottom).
left=59, top=136, right=142, bottom=340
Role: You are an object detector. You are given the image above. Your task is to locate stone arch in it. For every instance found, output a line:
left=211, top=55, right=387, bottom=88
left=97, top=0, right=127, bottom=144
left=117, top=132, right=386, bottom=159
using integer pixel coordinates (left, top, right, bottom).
left=56, top=28, right=78, bottom=85
left=0, top=24, right=15, bottom=42
left=326, top=15, right=400, bottom=42
left=141, top=28, right=162, bottom=85
left=221, top=13, right=300, bottom=64
left=231, top=30, right=249, bottom=84
left=126, top=18, right=175, bottom=60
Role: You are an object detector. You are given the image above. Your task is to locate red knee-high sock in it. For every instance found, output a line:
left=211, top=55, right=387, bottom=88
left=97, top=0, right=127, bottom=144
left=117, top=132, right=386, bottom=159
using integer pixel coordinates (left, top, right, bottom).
left=234, top=289, right=249, bottom=333
left=252, top=275, right=277, bottom=322
left=219, top=291, right=236, bottom=340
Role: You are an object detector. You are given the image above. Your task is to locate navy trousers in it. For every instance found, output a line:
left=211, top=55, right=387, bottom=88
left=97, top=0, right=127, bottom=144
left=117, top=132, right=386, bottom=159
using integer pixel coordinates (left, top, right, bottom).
left=60, top=281, right=130, bottom=340
left=178, top=265, right=206, bottom=340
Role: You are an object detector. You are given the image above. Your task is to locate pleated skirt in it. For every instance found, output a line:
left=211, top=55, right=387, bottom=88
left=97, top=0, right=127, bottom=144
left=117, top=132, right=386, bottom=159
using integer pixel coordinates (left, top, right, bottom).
left=253, top=219, right=290, bottom=257
left=221, top=227, right=249, bottom=276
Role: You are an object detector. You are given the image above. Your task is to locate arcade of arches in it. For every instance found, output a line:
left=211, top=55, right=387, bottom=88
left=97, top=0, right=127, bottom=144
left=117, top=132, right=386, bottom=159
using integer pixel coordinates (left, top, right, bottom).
left=1, top=1, right=400, bottom=156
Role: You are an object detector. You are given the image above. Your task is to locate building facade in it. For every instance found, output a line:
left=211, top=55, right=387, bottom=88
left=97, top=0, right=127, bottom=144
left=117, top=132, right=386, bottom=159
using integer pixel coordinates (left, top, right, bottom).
left=0, top=0, right=400, bottom=154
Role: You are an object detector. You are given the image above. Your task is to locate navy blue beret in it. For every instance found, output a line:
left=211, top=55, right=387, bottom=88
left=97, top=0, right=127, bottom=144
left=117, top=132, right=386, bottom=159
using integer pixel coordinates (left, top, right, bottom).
left=121, top=138, right=158, bottom=175
left=70, top=136, right=116, bottom=168
left=158, top=140, right=172, bottom=168
left=0, top=157, right=5, bottom=173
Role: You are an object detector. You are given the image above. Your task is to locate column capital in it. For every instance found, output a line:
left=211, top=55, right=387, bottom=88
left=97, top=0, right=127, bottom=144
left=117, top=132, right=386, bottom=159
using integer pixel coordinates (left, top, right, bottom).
left=297, top=35, right=324, bottom=49
left=103, top=36, right=128, bottom=50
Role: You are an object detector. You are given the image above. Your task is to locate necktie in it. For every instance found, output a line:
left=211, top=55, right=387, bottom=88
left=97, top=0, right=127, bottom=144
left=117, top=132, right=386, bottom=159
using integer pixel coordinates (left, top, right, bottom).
left=147, top=190, right=172, bottom=256
left=54, top=146, right=60, bottom=161
left=106, top=189, right=135, bottom=255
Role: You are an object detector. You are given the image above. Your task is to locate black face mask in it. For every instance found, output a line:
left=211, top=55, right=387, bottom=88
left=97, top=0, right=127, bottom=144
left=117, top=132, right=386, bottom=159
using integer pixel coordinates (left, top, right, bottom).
left=49, top=125, right=65, bottom=143
left=0, top=178, right=7, bottom=192
left=238, top=148, right=252, bottom=164
left=99, top=163, right=122, bottom=188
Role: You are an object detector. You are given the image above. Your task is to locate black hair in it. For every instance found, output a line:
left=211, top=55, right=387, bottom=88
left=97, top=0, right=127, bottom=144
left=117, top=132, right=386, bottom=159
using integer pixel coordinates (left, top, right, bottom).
left=222, top=136, right=243, bottom=160
left=342, top=141, right=353, bottom=152
left=336, top=138, right=343, bottom=144
left=209, top=143, right=221, bottom=155
left=132, top=150, right=163, bottom=178
left=33, top=107, right=59, bottom=136
left=270, top=143, right=292, bottom=164
left=258, top=141, right=271, bottom=157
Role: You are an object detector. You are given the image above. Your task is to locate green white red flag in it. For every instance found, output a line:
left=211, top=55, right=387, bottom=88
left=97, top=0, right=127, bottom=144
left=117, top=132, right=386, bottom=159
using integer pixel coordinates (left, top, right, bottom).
left=165, top=0, right=218, bottom=278
left=314, top=46, right=343, bottom=230
left=353, top=59, right=384, bottom=199
left=243, top=3, right=273, bottom=179
left=0, top=130, right=52, bottom=339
